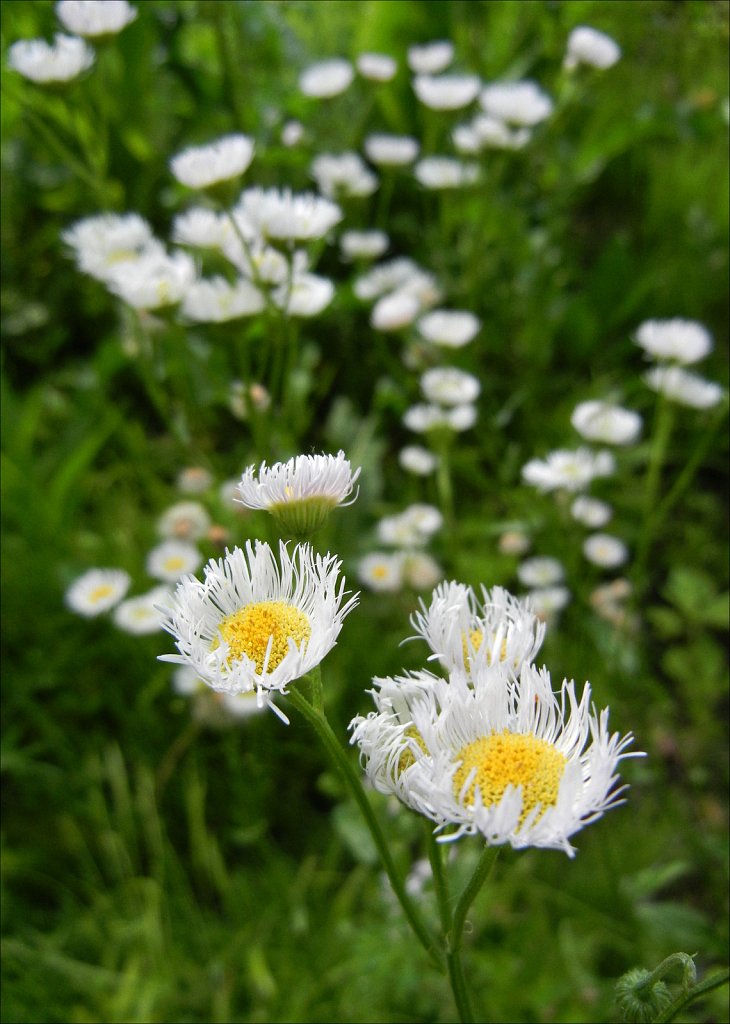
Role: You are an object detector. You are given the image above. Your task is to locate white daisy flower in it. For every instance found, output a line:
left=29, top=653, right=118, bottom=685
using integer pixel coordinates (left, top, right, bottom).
left=176, top=466, right=213, bottom=494
left=414, top=157, right=479, bottom=190
left=479, top=80, right=554, bottom=126
left=172, top=665, right=204, bottom=695
left=272, top=273, right=335, bottom=318
left=471, top=114, right=531, bottom=149
left=521, top=447, right=615, bottom=492
left=171, top=207, right=231, bottom=249
left=403, top=552, right=444, bottom=591
left=635, top=319, right=714, bottom=364
left=644, top=365, right=724, bottom=409
left=340, top=229, right=389, bottom=262
left=157, top=501, right=211, bottom=541
left=525, top=586, right=572, bottom=619
left=403, top=402, right=477, bottom=433
left=62, top=212, right=160, bottom=282
left=170, top=134, right=255, bottom=190
left=159, top=541, right=358, bottom=711
left=421, top=367, right=481, bottom=406
left=570, top=495, right=613, bottom=528
left=106, top=249, right=196, bottom=311
left=412, top=74, right=481, bottom=111
left=113, top=585, right=171, bottom=635
left=311, top=152, right=378, bottom=199
left=351, top=663, right=639, bottom=856
left=65, top=567, right=131, bottom=617
left=356, top=52, right=397, bottom=81
left=182, top=276, right=265, bottom=323
left=370, top=290, right=421, bottom=331
left=8, top=33, right=94, bottom=83
left=571, top=400, right=642, bottom=445
left=55, top=0, right=137, bottom=38
left=564, top=26, right=621, bottom=71
left=583, top=533, right=629, bottom=569
left=497, top=530, right=531, bottom=556
left=354, top=257, right=423, bottom=300
left=299, top=58, right=354, bottom=98
left=237, top=451, right=360, bottom=536
left=364, top=133, right=420, bottom=167
left=452, top=123, right=482, bottom=154
left=410, top=581, right=545, bottom=674
left=147, top=540, right=202, bottom=583
left=416, top=309, right=480, bottom=348
left=281, top=119, right=304, bottom=147
left=235, top=187, right=342, bottom=242
left=407, top=40, right=454, bottom=75
left=358, top=552, right=405, bottom=593
left=398, top=445, right=438, bottom=476
left=377, top=504, right=442, bottom=548
left=517, top=557, right=564, bottom=588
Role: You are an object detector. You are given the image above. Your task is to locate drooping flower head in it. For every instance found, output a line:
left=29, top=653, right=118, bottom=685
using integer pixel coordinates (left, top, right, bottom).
left=237, top=451, right=361, bottom=537
left=170, top=133, right=255, bottom=190
left=8, top=34, right=94, bottom=84
left=55, top=1, right=137, bottom=39
left=159, top=541, right=358, bottom=717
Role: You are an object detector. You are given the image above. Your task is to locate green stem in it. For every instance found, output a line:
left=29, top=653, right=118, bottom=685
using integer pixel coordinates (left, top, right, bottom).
left=451, top=843, right=500, bottom=954
left=285, top=683, right=443, bottom=970
left=653, top=967, right=729, bottom=1023
left=426, top=827, right=475, bottom=1023
left=653, top=410, right=726, bottom=526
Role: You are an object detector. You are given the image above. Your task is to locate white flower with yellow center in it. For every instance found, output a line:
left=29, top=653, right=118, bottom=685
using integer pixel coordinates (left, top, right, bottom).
left=410, top=581, right=545, bottom=674
left=358, top=552, right=405, bottom=593
left=62, top=212, right=160, bottom=281
left=106, top=249, right=196, bottom=311
left=159, top=541, right=358, bottom=710
left=583, top=533, right=629, bottom=569
left=352, top=664, right=639, bottom=855
left=237, top=451, right=360, bottom=536
left=146, top=540, right=202, bottom=583
left=113, top=586, right=171, bottom=635
left=170, top=134, right=255, bottom=190
left=65, top=568, right=131, bottom=617
left=8, top=33, right=94, bottom=83
left=55, top=1, right=137, bottom=38
left=522, top=447, right=615, bottom=492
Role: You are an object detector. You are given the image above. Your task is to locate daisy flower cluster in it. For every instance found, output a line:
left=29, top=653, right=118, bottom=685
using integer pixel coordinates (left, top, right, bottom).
left=636, top=318, right=725, bottom=411
left=350, top=580, right=640, bottom=855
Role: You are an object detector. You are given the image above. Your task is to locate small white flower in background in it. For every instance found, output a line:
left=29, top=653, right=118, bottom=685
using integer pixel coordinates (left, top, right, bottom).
left=421, top=367, right=481, bottom=406
left=281, top=119, right=304, bottom=147
left=564, top=26, right=621, bottom=71
left=113, top=586, right=171, bottom=635
left=498, top=530, right=531, bottom=556
left=62, top=213, right=160, bottom=282
left=223, top=236, right=291, bottom=286
left=55, top=0, right=137, bottom=38
left=147, top=540, right=202, bottom=583
left=219, top=477, right=245, bottom=508
left=171, top=207, right=231, bottom=249
left=644, top=365, right=724, bottom=409
left=273, top=273, right=335, bottom=318
left=65, top=568, right=131, bottom=617
left=410, top=581, right=545, bottom=674
left=182, top=276, right=266, bottom=323
left=8, top=33, right=94, bottom=83
left=407, top=40, right=454, bottom=75
left=238, top=451, right=360, bottom=536
left=340, top=229, right=389, bottom=262
left=364, top=133, right=420, bottom=167
left=471, top=113, right=531, bottom=149
left=299, top=58, right=354, bottom=98
left=356, top=51, right=397, bottom=81
left=172, top=665, right=203, bottom=696
left=590, top=579, right=633, bottom=628
left=404, top=402, right=477, bottom=433
left=479, top=80, right=554, bottom=126
left=414, top=157, right=479, bottom=190
left=354, top=257, right=423, bottom=300
left=521, top=447, right=615, bottom=492
left=350, top=662, right=639, bottom=855
left=452, top=123, right=482, bottom=154
left=106, top=249, right=196, bottom=311
left=170, top=134, right=255, bottom=190
left=311, top=152, right=378, bottom=199
left=517, top=556, right=564, bottom=588
left=417, top=309, right=480, bottom=348
left=157, top=501, right=211, bottom=541
left=370, top=290, right=421, bottom=331
left=634, top=318, right=714, bottom=364
left=412, top=74, right=481, bottom=111
left=358, top=552, right=405, bottom=592
left=526, top=586, right=572, bottom=620
left=219, top=691, right=267, bottom=719
left=405, top=858, right=432, bottom=896
left=176, top=466, right=213, bottom=494
left=399, top=445, right=438, bottom=476
left=583, top=533, right=629, bottom=569
left=159, top=541, right=358, bottom=714
left=377, top=504, right=443, bottom=548
left=228, top=381, right=271, bottom=422
left=570, top=495, right=613, bottom=528
left=403, top=552, right=444, bottom=590
left=236, top=187, right=343, bottom=242
left=571, top=400, right=642, bottom=445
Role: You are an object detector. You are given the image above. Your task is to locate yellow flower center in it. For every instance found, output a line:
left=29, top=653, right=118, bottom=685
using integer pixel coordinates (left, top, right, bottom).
left=215, top=600, right=311, bottom=673
left=461, top=629, right=508, bottom=665
left=453, top=730, right=566, bottom=825
left=89, top=584, right=114, bottom=603
left=164, top=556, right=186, bottom=572
left=398, top=725, right=428, bottom=774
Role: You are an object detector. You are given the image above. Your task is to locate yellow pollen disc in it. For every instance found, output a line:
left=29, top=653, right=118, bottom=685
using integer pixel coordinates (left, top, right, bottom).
left=215, top=600, right=311, bottom=673
left=164, top=556, right=186, bottom=571
left=398, top=725, right=428, bottom=774
left=461, top=630, right=509, bottom=666
left=372, top=565, right=389, bottom=579
left=90, top=584, right=114, bottom=603
left=453, top=730, right=566, bottom=826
